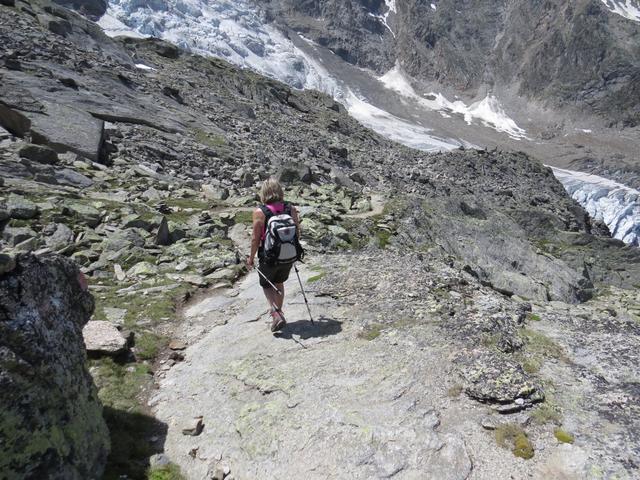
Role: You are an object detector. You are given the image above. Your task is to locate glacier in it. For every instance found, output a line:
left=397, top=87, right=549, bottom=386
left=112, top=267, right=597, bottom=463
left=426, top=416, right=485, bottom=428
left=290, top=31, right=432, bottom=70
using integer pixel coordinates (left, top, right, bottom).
left=552, top=167, right=640, bottom=246
left=600, top=0, right=640, bottom=22
left=96, top=0, right=639, bottom=246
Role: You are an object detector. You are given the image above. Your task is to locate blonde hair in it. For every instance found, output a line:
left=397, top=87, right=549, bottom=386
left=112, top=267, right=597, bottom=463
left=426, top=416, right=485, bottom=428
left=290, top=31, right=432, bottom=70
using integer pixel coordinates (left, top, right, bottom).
left=260, top=177, right=284, bottom=204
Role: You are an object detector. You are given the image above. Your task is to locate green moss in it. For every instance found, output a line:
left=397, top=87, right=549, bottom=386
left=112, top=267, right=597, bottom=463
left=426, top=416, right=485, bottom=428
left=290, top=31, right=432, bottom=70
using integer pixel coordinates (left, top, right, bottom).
left=233, top=210, right=255, bottom=225
left=164, top=197, right=209, bottom=211
left=495, top=423, right=534, bottom=459
left=522, top=357, right=541, bottom=374
left=530, top=402, right=562, bottom=425
left=358, top=323, right=385, bottom=341
left=522, top=329, right=568, bottom=362
left=376, top=230, right=392, bottom=248
left=147, top=463, right=185, bottom=480
left=307, top=267, right=327, bottom=283
left=553, top=428, right=574, bottom=444
left=527, top=313, right=541, bottom=322
left=447, top=384, right=463, bottom=397
left=193, top=128, right=226, bottom=148
left=91, top=358, right=152, bottom=411
left=135, top=331, right=167, bottom=361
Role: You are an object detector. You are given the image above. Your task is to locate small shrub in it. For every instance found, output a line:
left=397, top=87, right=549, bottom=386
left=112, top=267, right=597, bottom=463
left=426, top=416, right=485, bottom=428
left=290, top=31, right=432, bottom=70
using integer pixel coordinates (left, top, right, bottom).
left=495, top=423, right=534, bottom=459
left=527, top=313, right=541, bottom=322
left=447, top=384, right=463, bottom=397
left=553, top=428, right=574, bottom=444
left=148, top=463, right=185, bottom=480
left=530, top=402, right=562, bottom=425
left=358, top=323, right=384, bottom=341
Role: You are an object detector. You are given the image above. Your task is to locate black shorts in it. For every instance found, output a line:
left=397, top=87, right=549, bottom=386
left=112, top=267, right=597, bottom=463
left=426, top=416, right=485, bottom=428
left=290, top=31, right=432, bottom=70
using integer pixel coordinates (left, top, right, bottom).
left=258, top=261, right=292, bottom=288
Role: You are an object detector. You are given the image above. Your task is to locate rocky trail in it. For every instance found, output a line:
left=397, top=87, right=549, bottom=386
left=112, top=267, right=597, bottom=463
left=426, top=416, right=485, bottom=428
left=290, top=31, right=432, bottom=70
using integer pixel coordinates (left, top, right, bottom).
left=148, top=249, right=640, bottom=480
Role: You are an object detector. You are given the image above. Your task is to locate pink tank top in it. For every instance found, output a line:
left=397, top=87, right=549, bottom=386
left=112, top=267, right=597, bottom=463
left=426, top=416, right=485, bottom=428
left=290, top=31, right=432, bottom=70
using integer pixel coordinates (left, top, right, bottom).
left=260, top=202, right=285, bottom=240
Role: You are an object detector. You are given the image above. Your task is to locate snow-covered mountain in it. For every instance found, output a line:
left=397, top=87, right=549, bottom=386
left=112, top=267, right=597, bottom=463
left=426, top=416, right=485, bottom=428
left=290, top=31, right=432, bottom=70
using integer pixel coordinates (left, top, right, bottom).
left=96, top=0, right=640, bottom=246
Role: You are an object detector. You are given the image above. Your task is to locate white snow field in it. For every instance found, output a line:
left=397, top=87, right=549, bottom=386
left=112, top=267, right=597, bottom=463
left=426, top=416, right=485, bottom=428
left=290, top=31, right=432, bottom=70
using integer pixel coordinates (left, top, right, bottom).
left=600, top=0, right=640, bottom=22
left=552, top=167, right=640, bottom=246
left=379, top=64, right=528, bottom=139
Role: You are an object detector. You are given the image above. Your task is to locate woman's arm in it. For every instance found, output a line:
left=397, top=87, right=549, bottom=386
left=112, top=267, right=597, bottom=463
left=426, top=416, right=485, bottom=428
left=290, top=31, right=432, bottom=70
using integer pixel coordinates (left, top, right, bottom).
left=247, top=208, right=265, bottom=268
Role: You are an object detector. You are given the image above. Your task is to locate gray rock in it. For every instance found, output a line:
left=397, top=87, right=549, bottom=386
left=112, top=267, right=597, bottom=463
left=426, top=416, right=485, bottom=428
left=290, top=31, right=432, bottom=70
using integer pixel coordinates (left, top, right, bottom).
left=45, top=223, right=74, bottom=251
left=3, top=226, right=37, bottom=247
left=0, top=252, right=16, bottom=274
left=7, top=194, right=39, bottom=219
left=18, top=143, right=58, bottom=164
left=55, top=168, right=94, bottom=188
left=141, top=187, right=162, bottom=201
left=101, top=229, right=146, bottom=252
left=155, top=216, right=171, bottom=246
left=83, top=320, right=127, bottom=355
left=181, top=416, right=204, bottom=436
left=121, top=214, right=152, bottom=231
left=0, top=101, right=31, bottom=136
left=0, top=254, right=109, bottom=477
left=27, top=102, right=104, bottom=161
left=63, top=202, right=102, bottom=227
left=202, top=184, right=229, bottom=201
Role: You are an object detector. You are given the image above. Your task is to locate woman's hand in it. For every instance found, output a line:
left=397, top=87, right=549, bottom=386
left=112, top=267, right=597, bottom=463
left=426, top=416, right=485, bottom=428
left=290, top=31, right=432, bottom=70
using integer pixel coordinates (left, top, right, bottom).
left=246, top=256, right=254, bottom=270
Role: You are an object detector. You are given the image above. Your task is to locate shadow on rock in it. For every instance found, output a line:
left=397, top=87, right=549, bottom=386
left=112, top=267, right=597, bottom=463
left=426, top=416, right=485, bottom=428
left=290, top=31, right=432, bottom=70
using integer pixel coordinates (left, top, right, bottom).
left=275, top=315, right=342, bottom=340
left=102, top=406, right=168, bottom=480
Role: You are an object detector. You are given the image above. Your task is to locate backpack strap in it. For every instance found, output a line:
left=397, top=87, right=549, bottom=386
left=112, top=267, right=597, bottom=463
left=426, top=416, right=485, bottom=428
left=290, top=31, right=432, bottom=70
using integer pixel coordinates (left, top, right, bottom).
left=259, top=204, right=273, bottom=221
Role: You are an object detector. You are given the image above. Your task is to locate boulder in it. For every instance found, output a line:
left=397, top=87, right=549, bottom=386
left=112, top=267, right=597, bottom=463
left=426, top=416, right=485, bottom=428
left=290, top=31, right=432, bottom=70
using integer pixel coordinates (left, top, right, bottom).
left=45, top=223, right=75, bottom=250
left=202, top=184, right=229, bottom=201
left=0, top=254, right=109, bottom=477
left=55, top=169, right=94, bottom=188
left=82, top=320, right=127, bottom=355
left=3, top=226, right=37, bottom=247
left=62, top=202, right=102, bottom=227
left=7, top=194, right=39, bottom=219
left=155, top=216, right=171, bottom=246
left=26, top=102, right=104, bottom=161
left=0, top=101, right=30, bottom=137
left=18, top=143, right=58, bottom=164
left=0, top=252, right=16, bottom=274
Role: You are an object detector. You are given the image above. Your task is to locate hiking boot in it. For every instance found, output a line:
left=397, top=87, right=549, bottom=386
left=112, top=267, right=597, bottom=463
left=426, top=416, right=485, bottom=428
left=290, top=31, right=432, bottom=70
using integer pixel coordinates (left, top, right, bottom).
left=270, top=309, right=286, bottom=332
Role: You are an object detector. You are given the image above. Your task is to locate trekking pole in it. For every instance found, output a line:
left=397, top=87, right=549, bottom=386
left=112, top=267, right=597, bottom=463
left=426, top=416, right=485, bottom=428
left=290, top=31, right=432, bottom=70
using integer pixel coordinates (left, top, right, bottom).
left=255, top=266, right=283, bottom=296
left=294, top=263, right=314, bottom=324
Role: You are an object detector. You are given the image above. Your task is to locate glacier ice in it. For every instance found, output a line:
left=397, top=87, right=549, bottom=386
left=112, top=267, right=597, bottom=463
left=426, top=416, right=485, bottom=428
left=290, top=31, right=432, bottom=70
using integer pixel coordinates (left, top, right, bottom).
left=600, top=0, right=640, bottom=22
left=552, top=167, right=640, bottom=246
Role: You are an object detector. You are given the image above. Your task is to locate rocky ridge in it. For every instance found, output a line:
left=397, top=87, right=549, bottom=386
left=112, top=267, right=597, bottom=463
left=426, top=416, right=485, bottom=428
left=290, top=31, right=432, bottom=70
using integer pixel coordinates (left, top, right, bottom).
left=1, top=0, right=640, bottom=478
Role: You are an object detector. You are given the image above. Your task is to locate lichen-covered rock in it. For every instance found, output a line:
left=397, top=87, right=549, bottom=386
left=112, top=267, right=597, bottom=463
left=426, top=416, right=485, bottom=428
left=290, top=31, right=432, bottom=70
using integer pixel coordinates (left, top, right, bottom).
left=456, top=350, right=544, bottom=406
left=0, top=254, right=109, bottom=479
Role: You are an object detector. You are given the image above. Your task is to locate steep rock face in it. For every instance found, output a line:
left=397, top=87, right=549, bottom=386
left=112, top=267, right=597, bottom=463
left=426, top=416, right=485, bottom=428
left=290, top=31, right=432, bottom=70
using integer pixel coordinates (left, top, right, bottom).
left=53, top=0, right=107, bottom=19
left=0, top=254, right=109, bottom=479
left=265, top=0, right=640, bottom=125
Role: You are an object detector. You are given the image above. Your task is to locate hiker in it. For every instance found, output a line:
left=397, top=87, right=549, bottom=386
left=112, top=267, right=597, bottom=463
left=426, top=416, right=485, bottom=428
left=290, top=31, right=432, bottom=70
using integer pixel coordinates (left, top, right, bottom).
left=247, top=177, right=302, bottom=332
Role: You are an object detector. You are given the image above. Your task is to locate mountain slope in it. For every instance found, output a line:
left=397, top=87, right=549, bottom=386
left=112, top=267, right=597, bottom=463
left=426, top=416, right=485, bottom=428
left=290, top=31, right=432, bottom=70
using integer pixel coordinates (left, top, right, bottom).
left=265, top=0, right=640, bottom=126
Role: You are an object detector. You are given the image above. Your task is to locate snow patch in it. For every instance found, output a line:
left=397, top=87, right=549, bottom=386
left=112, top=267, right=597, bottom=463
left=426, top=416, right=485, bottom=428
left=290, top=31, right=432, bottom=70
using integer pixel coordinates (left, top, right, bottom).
left=380, top=64, right=527, bottom=139
left=345, top=90, right=461, bottom=152
left=600, top=0, right=640, bottom=22
left=552, top=167, right=640, bottom=246
left=135, top=63, right=156, bottom=71
left=97, top=11, right=148, bottom=38
left=431, top=3, right=437, bottom=10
